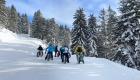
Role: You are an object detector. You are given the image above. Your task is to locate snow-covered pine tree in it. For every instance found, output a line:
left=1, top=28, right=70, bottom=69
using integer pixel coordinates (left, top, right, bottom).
left=21, top=14, right=30, bottom=34
left=45, top=18, right=57, bottom=45
left=30, top=10, right=44, bottom=39
left=132, top=0, right=140, bottom=70
left=30, top=12, right=38, bottom=38
left=105, top=6, right=118, bottom=59
left=40, top=17, right=47, bottom=40
left=58, top=25, right=66, bottom=46
left=113, top=0, right=140, bottom=69
left=87, top=14, right=97, bottom=57
left=44, top=19, right=51, bottom=44
left=7, top=5, right=18, bottom=33
left=16, top=13, right=22, bottom=34
left=63, top=25, right=71, bottom=46
left=0, top=0, right=6, bottom=27
left=53, top=23, right=59, bottom=46
left=97, top=8, right=107, bottom=57
left=54, top=24, right=59, bottom=46
left=0, top=0, right=6, bottom=15
left=97, top=6, right=117, bottom=58
left=66, top=26, right=71, bottom=46
left=71, top=8, right=88, bottom=55
left=57, top=25, right=71, bottom=46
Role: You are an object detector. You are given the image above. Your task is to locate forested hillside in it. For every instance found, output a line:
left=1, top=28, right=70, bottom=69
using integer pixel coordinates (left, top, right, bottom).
left=1, top=0, right=140, bottom=70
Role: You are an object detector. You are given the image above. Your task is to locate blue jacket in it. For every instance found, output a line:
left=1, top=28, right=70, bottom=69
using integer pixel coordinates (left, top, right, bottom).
left=60, top=47, right=64, bottom=53
left=45, top=45, right=55, bottom=52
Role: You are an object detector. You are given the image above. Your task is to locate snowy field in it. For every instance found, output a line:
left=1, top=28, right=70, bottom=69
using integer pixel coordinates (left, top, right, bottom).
left=0, top=28, right=140, bottom=80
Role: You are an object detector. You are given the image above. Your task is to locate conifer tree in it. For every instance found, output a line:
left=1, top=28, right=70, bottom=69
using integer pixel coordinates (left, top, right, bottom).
left=21, top=14, right=30, bottom=34
left=0, top=0, right=6, bottom=27
left=113, top=0, right=140, bottom=69
left=45, top=18, right=57, bottom=45
left=63, top=25, right=71, bottom=46
left=58, top=25, right=65, bottom=46
left=105, top=6, right=118, bottom=59
left=40, top=17, right=47, bottom=40
left=54, top=24, right=60, bottom=45
left=71, top=8, right=88, bottom=54
left=7, top=5, right=18, bottom=33
left=0, top=0, right=5, bottom=11
left=87, top=14, right=97, bottom=57
left=97, top=8, right=107, bottom=57
left=16, top=13, right=22, bottom=34
left=97, top=6, right=117, bottom=58
left=30, top=10, right=44, bottom=39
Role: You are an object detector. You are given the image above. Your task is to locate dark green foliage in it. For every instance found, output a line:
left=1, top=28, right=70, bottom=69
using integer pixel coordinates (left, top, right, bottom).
left=113, top=0, right=140, bottom=70
left=0, top=0, right=7, bottom=27
left=87, top=14, right=97, bottom=56
left=30, top=10, right=71, bottom=46
left=7, top=5, right=18, bottom=33
left=71, top=8, right=88, bottom=54
left=20, top=14, right=30, bottom=34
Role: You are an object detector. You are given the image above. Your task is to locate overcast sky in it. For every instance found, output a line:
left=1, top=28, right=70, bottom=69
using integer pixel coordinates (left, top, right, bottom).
left=6, top=0, right=119, bottom=29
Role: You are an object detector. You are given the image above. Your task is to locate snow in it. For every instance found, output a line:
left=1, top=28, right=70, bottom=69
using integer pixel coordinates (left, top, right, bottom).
left=1, top=28, right=140, bottom=80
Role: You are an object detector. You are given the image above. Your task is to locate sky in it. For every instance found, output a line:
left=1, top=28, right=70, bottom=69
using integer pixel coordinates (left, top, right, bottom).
left=1, top=27, right=140, bottom=80
left=5, top=0, right=119, bottom=29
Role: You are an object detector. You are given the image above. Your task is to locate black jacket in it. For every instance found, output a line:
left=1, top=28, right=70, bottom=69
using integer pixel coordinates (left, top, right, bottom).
left=37, top=46, right=43, bottom=50
left=55, top=46, right=58, bottom=51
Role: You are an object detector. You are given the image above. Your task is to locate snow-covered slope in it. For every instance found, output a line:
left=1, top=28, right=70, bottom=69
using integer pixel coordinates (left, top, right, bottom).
left=0, top=28, right=140, bottom=80
left=0, top=28, right=45, bottom=47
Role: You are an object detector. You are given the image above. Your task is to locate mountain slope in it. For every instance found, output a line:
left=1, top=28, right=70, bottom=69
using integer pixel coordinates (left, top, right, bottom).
left=0, top=28, right=140, bottom=80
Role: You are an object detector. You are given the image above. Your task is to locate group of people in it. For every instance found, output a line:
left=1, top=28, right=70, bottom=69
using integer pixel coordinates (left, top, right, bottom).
left=37, top=44, right=85, bottom=63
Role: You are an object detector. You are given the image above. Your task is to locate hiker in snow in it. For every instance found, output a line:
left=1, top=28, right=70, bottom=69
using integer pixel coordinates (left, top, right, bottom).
left=37, top=45, right=44, bottom=57
left=62, top=45, right=70, bottom=63
left=60, top=46, right=65, bottom=62
left=74, top=44, right=85, bottom=63
left=54, top=45, right=60, bottom=57
left=45, top=43, right=55, bottom=60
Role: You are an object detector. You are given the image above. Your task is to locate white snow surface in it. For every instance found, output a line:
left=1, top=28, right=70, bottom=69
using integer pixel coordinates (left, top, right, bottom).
left=0, top=28, right=140, bottom=80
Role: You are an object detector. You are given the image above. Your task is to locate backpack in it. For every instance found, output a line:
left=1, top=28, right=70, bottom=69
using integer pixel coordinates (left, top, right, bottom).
left=77, top=46, right=82, bottom=52
left=63, top=47, right=69, bottom=53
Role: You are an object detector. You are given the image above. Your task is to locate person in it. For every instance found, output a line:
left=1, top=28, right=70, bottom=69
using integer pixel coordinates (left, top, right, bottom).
left=37, top=45, right=43, bottom=57
left=60, top=46, right=64, bottom=62
left=54, top=46, right=58, bottom=57
left=62, top=45, right=70, bottom=63
left=74, top=44, right=85, bottom=63
left=45, top=44, right=55, bottom=60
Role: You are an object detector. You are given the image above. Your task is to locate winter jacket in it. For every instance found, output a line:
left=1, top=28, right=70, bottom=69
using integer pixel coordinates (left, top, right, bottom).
left=54, top=46, right=58, bottom=51
left=37, top=46, right=43, bottom=50
left=74, top=45, right=84, bottom=53
left=45, top=45, right=55, bottom=52
left=63, top=46, right=69, bottom=53
left=60, top=47, right=64, bottom=53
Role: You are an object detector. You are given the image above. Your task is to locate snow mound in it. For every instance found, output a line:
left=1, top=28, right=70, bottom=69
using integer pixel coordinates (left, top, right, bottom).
left=0, top=28, right=46, bottom=48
